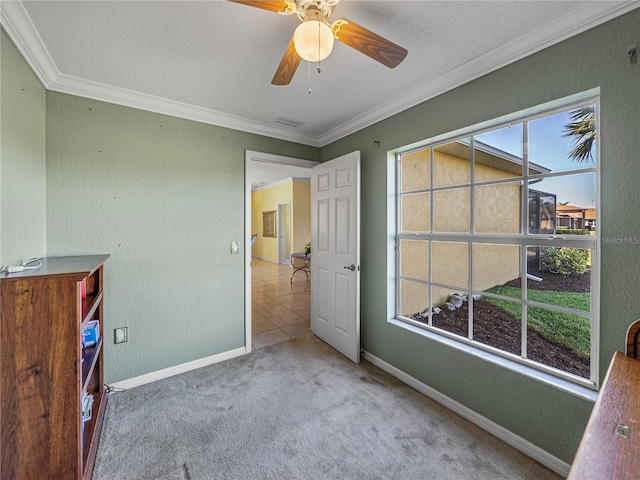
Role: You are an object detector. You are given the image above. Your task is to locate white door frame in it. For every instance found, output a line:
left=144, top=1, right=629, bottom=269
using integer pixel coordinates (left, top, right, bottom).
left=277, top=201, right=291, bottom=264
left=244, top=151, right=319, bottom=352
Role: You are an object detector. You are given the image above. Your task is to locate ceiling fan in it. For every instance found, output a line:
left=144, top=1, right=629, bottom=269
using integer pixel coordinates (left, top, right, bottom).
left=229, top=0, right=408, bottom=85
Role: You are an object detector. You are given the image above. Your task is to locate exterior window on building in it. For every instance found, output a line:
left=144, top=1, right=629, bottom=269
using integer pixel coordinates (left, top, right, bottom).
left=396, top=100, right=599, bottom=387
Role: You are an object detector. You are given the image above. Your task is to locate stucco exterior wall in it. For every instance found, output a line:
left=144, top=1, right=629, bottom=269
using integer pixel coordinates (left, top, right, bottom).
left=401, top=147, right=522, bottom=311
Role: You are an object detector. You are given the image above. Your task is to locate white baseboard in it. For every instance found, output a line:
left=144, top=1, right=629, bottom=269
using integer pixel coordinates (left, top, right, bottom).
left=111, top=347, right=248, bottom=391
left=251, top=255, right=280, bottom=264
left=361, top=350, right=571, bottom=478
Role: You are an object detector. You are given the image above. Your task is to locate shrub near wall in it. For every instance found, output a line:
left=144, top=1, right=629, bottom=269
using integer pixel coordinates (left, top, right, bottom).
left=543, top=247, right=590, bottom=276
left=556, top=227, right=591, bottom=235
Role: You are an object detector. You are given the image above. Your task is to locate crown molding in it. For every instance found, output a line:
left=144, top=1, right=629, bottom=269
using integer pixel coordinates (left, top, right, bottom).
left=3, top=0, right=637, bottom=149
left=318, top=0, right=640, bottom=147
left=54, top=74, right=322, bottom=146
left=0, top=0, right=321, bottom=147
left=49, top=73, right=321, bottom=146
left=247, top=151, right=318, bottom=191
left=0, top=0, right=59, bottom=86
left=252, top=176, right=311, bottom=192
left=247, top=150, right=319, bottom=168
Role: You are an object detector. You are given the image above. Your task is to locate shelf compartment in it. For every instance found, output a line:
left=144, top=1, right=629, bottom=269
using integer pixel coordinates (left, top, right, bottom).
left=81, top=338, right=102, bottom=392
left=81, top=291, right=102, bottom=328
left=81, top=389, right=106, bottom=477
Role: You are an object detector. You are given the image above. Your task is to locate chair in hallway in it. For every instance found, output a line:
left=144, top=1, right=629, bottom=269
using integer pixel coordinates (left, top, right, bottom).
left=290, top=253, right=310, bottom=283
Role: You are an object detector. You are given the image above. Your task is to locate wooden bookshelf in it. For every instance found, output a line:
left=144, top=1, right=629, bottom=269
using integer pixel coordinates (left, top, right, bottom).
left=1, top=255, right=110, bottom=480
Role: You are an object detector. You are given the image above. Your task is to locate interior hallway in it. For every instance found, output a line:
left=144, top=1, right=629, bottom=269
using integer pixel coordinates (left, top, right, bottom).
left=251, top=258, right=311, bottom=349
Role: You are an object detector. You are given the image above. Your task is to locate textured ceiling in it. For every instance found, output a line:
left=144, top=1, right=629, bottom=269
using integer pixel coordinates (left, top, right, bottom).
left=2, top=0, right=637, bottom=186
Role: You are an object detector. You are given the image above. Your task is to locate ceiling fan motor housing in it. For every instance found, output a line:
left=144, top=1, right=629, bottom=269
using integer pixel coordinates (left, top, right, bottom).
left=229, top=0, right=407, bottom=85
left=294, top=0, right=338, bottom=23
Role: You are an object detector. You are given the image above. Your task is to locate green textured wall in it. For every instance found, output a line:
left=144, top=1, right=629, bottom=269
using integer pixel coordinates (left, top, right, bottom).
left=0, top=30, right=46, bottom=265
left=45, top=92, right=318, bottom=383
left=4, top=7, right=639, bottom=467
left=320, top=10, right=639, bottom=464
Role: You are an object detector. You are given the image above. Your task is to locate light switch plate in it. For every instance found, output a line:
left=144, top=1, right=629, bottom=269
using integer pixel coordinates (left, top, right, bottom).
left=114, top=327, right=128, bottom=344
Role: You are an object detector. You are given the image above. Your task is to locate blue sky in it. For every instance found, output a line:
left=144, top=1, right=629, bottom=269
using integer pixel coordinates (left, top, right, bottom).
left=476, top=108, right=596, bottom=208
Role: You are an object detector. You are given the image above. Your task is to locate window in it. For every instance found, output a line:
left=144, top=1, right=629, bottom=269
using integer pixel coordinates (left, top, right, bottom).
left=396, top=99, right=599, bottom=388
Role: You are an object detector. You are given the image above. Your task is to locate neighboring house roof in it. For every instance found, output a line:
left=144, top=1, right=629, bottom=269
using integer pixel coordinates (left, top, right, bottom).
left=529, top=188, right=556, bottom=198
left=556, top=205, right=596, bottom=220
left=437, top=140, right=551, bottom=176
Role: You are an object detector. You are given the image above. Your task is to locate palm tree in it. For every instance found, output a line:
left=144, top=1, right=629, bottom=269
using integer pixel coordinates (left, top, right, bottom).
left=563, top=106, right=596, bottom=164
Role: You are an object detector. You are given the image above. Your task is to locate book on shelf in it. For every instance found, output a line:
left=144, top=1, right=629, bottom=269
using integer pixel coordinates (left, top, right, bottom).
left=82, top=393, right=93, bottom=422
left=82, top=320, right=100, bottom=348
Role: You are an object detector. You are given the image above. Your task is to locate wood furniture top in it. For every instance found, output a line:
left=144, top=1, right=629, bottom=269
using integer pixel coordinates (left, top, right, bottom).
left=0, top=254, right=110, bottom=281
left=1, top=254, right=110, bottom=480
left=627, top=320, right=640, bottom=359
left=568, top=351, right=640, bottom=479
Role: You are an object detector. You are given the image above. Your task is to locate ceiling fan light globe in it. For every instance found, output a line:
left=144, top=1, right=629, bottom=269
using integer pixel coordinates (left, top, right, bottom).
left=293, top=20, right=334, bottom=62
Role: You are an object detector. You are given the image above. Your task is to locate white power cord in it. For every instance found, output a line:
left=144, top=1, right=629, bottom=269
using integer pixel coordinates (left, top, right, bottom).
left=1, top=258, right=42, bottom=274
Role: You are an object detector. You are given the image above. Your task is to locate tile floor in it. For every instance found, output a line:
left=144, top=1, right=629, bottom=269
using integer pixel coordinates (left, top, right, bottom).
left=251, top=257, right=310, bottom=350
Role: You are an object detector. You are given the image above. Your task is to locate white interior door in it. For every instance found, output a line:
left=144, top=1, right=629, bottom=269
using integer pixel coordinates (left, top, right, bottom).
left=311, top=151, right=361, bottom=363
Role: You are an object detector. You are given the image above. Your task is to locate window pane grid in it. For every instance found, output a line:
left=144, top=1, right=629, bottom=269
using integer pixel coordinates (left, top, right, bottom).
left=400, top=187, right=433, bottom=195
left=526, top=167, right=596, bottom=181
left=467, top=241, right=474, bottom=340
left=472, top=289, right=593, bottom=318
left=396, top=311, right=596, bottom=388
left=400, top=233, right=595, bottom=247
left=398, top=276, right=430, bottom=286
left=396, top=98, right=599, bottom=387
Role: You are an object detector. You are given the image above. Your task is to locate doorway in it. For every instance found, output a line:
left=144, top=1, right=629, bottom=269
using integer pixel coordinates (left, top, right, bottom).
left=278, top=202, right=291, bottom=264
left=244, top=151, right=319, bottom=351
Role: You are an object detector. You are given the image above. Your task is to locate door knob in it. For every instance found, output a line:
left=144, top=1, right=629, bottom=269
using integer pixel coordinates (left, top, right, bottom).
left=344, top=264, right=356, bottom=271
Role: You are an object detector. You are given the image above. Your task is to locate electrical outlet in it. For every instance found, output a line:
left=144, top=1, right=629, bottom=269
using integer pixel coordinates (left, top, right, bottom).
left=114, top=327, right=128, bottom=344
left=230, top=241, right=239, bottom=254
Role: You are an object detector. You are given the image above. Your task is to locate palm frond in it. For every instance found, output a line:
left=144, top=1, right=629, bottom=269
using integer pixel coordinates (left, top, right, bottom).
left=563, top=107, right=596, bottom=164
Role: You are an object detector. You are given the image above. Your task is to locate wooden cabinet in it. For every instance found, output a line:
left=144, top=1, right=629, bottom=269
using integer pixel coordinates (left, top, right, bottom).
left=1, top=255, right=110, bottom=480
left=568, top=351, right=640, bottom=479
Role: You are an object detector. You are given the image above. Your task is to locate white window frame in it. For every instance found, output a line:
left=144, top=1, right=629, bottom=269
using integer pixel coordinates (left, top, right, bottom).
left=393, top=94, right=600, bottom=391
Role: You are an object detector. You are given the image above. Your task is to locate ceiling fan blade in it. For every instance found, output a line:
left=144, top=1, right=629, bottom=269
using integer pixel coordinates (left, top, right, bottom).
left=272, top=37, right=302, bottom=85
left=333, top=20, right=408, bottom=68
left=228, top=0, right=292, bottom=14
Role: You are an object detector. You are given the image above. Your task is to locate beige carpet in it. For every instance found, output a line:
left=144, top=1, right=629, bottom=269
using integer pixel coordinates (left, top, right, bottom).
left=93, top=334, right=560, bottom=480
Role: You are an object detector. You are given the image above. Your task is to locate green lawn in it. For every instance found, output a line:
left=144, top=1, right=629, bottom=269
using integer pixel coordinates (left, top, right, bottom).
left=485, top=285, right=591, bottom=358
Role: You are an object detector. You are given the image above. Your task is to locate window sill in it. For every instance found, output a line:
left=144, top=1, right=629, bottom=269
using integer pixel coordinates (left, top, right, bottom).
left=388, top=318, right=598, bottom=403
